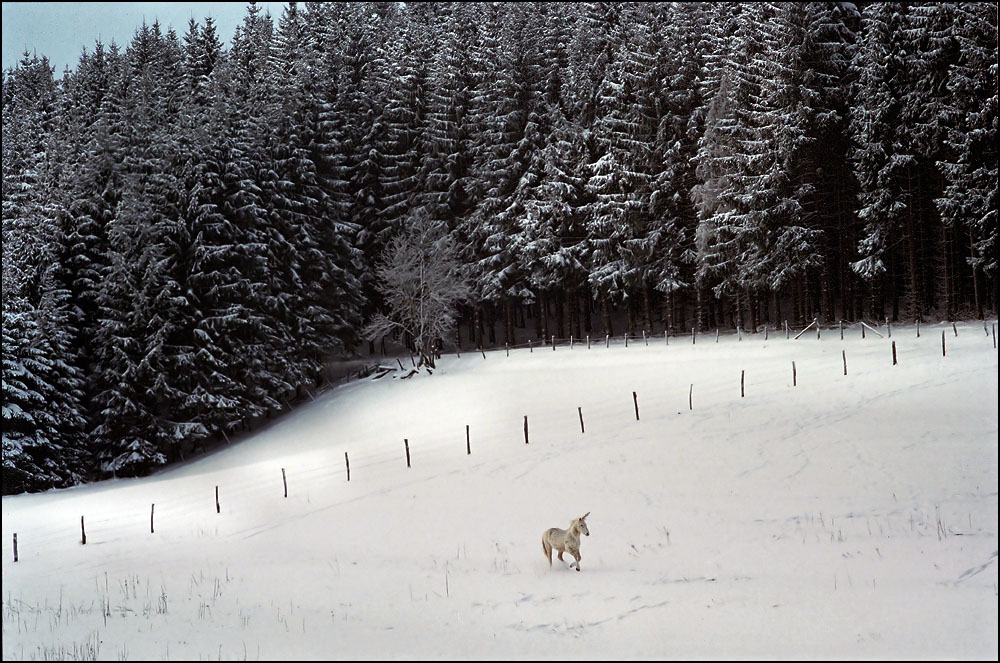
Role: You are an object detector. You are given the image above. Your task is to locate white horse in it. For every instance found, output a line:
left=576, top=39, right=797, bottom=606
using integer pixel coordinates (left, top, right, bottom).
left=542, top=512, right=590, bottom=572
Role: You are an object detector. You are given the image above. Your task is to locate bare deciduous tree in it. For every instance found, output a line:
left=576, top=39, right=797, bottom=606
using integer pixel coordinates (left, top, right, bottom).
left=363, top=208, right=471, bottom=370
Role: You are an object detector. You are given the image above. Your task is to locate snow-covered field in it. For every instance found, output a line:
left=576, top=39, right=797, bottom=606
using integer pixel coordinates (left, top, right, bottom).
left=2, top=320, right=997, bottom=660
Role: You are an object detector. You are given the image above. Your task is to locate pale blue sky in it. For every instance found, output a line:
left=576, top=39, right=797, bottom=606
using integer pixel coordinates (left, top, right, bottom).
left=2, top=2, right=288, bottom=74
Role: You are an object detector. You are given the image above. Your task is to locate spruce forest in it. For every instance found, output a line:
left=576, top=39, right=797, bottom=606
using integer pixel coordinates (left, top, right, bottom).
left=2, top=2, right=997, bottom=494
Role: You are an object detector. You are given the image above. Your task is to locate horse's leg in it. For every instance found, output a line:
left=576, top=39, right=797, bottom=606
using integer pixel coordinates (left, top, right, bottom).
left=571, top=549, right=581, bottom=571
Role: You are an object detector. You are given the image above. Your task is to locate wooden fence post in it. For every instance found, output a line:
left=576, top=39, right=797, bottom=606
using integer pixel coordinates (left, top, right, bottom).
left=570, top=335, right=574, bottom=349
left=282, top=468, right=288, bottom=497
left=993, top=323, right=996, bottom=348
left=689, top=384, right=693, bottom=410
left=606, top=334, right=610, bottom=348
left=953, top=322, right=958, bottom=337
left=625, top=332, right=629, bottom=348
left=466, top=425, right=471, bottom=455
left=633, top=391, right=640, bottom=420
left=692, top=327, right=696, bottom=345
left=529, top=339, right=533, bottom=353
left=524, top=416, right=529, bottom=445
left=942, top=330, right=946, bottom=357
left=665, top=330, right=669, bottom=345
left=81, top=516, right=86, bottom=545
left=345, top=452, right=350, bottom=481
left=552, top=335, right=556, bottom=351
left=816, top=318, right=820, bottom=339
left=150, top=504, right=155, bottom=534
left=404, top=439, right=411, bottom=467
left=862, top=324, right=866, bottom=339
left=741, top=370, right=745, bottom=398
left=587, top=335, right=591, bottom=349
left=738, top=326, right=742, bottom=341
left=13, top=533, right=18, bottom=562
left=840, top=320, right=844, bottom=340
left=578, top=407, right=585, bottom=434
left=506, top=343, right=509, bottom=357
left=216, top=486, right=220, bottom=513
left=785, top=320, right=789, bottom=339
left=792, top=361, right=797, bottom=387
left=916, top=317, right=920, bottom=338
left=892, top=341, right=897, bottom=365
left=843, top=350, right=847, bottom=376
left=716, top=329, right=720, bottom=343
left=886, top=317, right=891, bottom=338
left=643, top=330, right=648, bottom=346
left=765, top=326, right=769, bottom=341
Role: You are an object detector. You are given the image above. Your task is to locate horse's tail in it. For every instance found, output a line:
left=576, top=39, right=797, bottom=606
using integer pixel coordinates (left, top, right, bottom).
left=542, top=535, right=552, bottom=565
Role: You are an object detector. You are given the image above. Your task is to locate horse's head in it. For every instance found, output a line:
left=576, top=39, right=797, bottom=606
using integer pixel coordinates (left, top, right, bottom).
left=577, top=512, right=590, bottom=536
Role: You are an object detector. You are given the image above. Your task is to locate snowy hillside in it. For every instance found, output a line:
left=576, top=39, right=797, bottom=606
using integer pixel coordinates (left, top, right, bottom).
left=2, top=321, right=997, bottom=660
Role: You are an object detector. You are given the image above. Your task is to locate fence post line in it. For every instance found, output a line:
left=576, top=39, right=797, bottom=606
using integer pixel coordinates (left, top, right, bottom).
left=942, top=330, right=946, bottom=357
left=529, top=339, right=533, bottom=353
left=466, top=425, right=471, bottom=455
left=738, top=326, right=742, bottom=341
left=953, top=322, right=958, bottom=337
left=892, top=341, right=897, bottom=365
left=216, top=486, right=220, bottom=513
left=816, top=318, right=821, bottom=340
left=405, top=439, right=411, bottom=467
left=692, top=327, right=696, bottom=345
left=886, top=317, right=891, bottom=337
left=916, top=317, right=920, bottom=338
left=587, top=335, right=591, bottom=349
left=765, top=326, right=769, bottom=341
left=633, top=391, right=640, bottom=420
left=524, top=416, right=529, bottom=445
left=282, top=468, right=288, bottom=497
left=345, top=452, right=350, bottom=481
left=578, top=407, right=585, bottom=434
left=13, top=533, right=18, bottom=562
left=150, top=504, right=155, bottom=534
left=606, top=334, right=610, bottom=348
left=862, top=324, right=866, bottom=339
left=625, top=332, right=629, bottom=348
left=741, top=370, right=745, bottom=398
left=993, top=323, right=996, bottom=348
left=552, top=335, right=556, bottom=351
left=843, top=350, right=848, bottom=376
left=81, top=516, right=86, bottom=545
left=665, top=330, right=669, bottom=345
left=840, top=320, right=844, bottom=340
left=716, top=329, right=720, bottom=343
left=643, top=330, right=648, bottom=346
left=792, top=361, right=797, bottom=387
left=689, top=384, right=693, bottom=410
left=785, top=320, right=789, bottom=339
left=570, top=335, right=574, bottom=349
left=506, top=343, right=509, bottom=357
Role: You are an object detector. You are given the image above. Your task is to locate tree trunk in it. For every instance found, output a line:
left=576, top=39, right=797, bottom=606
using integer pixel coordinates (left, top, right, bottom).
left=474, top=305, right=483, bottom=349
left=601, top=296, right=613, bottom=337
left=556, top=290, right=565, bottom=339
left=540, top=291, right=550, bottom=341
left=534, top=299, right=543, bottom=339
left=504, top=299, right=514, bottom=346
left=642, top=282, right=654, bottom=334
left=969, top=231, right=982, bottom=320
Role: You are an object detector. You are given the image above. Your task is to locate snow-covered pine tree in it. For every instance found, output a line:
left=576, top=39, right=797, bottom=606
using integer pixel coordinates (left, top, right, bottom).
left=935, top=1, right=997, bottom=319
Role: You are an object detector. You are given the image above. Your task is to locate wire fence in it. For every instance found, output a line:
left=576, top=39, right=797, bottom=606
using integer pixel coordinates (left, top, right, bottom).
left=4, top=319, right=996, bottom=565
